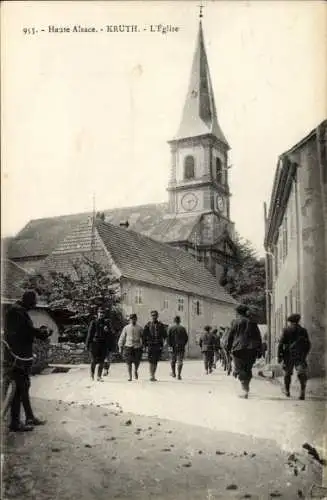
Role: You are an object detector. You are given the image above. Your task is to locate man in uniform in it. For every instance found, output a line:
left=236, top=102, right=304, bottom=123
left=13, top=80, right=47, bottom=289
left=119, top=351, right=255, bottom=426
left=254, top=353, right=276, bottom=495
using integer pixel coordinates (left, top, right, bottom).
left=227, top=305, right=262, bottom=398
left=199, top=325, right=218, bottom=374
left=118, top=313, right=143, bottom=381
left=278, top=313, right=311, bottom=400
left=167, top=316, right=188, bottom=380
left=86, top=307, right=111, bottom=382
left=4, top=290, right=51, bottom=432
left=142, top=310, right=167, bottom=382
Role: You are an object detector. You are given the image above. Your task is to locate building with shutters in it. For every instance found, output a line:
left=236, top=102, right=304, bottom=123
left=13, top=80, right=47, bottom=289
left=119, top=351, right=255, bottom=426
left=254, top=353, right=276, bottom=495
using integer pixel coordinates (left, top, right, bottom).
left=264, top=119, right=327, bottom=376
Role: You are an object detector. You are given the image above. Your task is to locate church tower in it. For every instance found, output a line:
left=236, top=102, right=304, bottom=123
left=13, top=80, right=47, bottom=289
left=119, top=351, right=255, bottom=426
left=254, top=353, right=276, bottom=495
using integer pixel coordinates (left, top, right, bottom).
left=167, top=12, right=236, bottom=277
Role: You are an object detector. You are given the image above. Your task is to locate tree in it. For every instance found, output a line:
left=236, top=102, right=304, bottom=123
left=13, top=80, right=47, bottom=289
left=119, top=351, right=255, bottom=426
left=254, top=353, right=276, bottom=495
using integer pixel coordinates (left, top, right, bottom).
left=21, top=256, right=126, bottom=342
left=220, top=235, right=266, bottom=323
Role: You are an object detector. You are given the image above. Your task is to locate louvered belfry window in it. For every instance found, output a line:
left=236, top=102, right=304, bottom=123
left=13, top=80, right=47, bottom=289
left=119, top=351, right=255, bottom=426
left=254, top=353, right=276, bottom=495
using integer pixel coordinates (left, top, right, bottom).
left=184, top=156, right=195, bottom=179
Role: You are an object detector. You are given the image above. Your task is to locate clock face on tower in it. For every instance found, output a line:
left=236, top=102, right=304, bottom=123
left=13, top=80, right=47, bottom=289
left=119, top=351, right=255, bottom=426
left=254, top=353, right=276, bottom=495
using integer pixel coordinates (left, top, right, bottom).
left=181, top=192, right=198, bottom=212
left=216, top=194, right=225, bottom=213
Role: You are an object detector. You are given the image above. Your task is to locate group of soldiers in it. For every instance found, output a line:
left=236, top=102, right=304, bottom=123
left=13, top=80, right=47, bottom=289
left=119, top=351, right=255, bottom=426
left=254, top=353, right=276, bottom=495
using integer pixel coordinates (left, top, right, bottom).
left=3, top=290, right=312, bottom=432
left=86, top=309, right=188, bottom=382
left=86, top=303, right=311, bottom=401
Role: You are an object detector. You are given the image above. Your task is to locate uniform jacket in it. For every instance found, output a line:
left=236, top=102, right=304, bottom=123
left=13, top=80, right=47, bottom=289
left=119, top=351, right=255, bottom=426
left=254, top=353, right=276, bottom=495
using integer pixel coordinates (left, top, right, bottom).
left=278, top=325, right=311, bottom=364
left=86, top=318, right=115, bottom=351
left=4, top=301, right=49, bottom=359
left=199, top=332, right=218, bottom=353
left=167, top=324, right=188, bottom=348
left=226, top=318, right=262, bottom=354
left=142, top=321, right=167, bottom=349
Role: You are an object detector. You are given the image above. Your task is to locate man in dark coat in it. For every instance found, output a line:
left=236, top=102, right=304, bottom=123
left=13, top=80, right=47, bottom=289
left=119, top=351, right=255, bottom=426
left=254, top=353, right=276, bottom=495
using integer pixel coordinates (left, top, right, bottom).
left=4, top=290, right=51, bottom=432
left=278, top=313, right=311, bottom=400
left=227, top=305, right=262, bottom=398
left=142, top=310, right=167, bottom=381
left=212, top=328, right=220, bottom=369
left=220, top=327, right=232, bottom=375
left=103, top=322, right=116, bottom=376
left=86, top=307, right=112, bottom=382
left=199, top=326, right=218, bottom=374
left=167, top=316, right=188, bottom=380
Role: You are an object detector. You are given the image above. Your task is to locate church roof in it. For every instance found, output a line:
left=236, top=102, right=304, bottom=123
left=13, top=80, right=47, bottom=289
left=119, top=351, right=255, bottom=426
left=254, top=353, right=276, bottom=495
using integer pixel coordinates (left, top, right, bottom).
left=6, top=204, right=205, bottom=265
left=41, top=219, right=236, bottom=305
left=143, top=215, right=200, bottom=243
left=174, top=21, right=229, bottom=147
left=7, top=203, right=169, bottom=260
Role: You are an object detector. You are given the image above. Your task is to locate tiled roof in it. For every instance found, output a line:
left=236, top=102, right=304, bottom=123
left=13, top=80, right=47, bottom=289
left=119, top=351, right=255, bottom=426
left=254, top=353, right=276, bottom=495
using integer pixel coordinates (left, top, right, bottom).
left=7, top=203, right=204, bottom=262
left=1, top=259, right=31, bottom=299
left=96, top=221, right=236, bottom=304
left=144, top=215, right=200, bottom=243
left=7, top=203, right=169, bottom=260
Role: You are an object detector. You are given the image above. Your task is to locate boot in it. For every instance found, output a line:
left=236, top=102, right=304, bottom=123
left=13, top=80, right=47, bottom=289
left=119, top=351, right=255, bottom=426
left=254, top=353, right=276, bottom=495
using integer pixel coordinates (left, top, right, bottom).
left=177, top=364, right=183, bottom=380
left=298, top=374, right=307, bottom=400
left=283, top=375, right=291, bottom=397
left=127, top=364, right=132, bottom=382
left=240, top=380, right=249, bottom=399
left=170, top=362, right=176, bottom=378
left=149, top=364, right=156, bottom=381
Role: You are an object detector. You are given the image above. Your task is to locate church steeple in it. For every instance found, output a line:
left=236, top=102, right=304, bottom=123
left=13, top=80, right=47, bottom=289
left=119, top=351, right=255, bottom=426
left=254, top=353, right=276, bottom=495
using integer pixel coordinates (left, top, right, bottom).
left=175, top=19, right=229, bottom=148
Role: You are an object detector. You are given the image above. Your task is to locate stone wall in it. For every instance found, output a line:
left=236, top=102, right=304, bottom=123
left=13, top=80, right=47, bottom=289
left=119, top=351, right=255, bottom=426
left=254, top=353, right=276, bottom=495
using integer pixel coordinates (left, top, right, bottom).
left=48, top=343, right=91, bottom=365
left=31, top=338, right=50, bottom=374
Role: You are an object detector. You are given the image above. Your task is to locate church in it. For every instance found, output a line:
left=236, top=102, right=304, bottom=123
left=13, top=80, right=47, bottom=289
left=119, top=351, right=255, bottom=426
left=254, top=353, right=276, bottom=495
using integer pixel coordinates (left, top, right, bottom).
left=3, top=16, right=238, bottom=354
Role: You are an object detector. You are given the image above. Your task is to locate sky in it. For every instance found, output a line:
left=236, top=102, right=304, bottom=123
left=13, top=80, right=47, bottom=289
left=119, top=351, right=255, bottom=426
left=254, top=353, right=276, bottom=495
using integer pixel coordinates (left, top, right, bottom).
left=2, top=0, right=326, bottom=255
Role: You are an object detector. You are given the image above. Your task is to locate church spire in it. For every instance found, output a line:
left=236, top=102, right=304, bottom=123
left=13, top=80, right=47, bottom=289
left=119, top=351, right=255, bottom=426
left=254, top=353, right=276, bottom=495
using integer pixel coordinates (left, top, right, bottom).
left=175, top=13, right=229, bottom=148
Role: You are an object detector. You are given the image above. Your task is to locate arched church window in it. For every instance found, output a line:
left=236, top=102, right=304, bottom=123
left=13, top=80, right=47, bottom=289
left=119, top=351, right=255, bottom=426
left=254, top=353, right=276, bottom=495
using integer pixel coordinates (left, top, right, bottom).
left=216, top=158, right=222, bottom=183
left=184, top=156, right=195, bottom=179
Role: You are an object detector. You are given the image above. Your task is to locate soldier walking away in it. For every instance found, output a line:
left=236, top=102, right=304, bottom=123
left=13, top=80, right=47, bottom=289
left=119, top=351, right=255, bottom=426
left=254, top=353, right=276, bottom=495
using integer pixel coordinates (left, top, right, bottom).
left=3, top=290, right=51, bottom=432
left=227, top=305, right=262, bottom=398
left=86, top=307, right=111, bottom=382
left=220, top=328, right=232, bottom=374
left=142, top=310, right=167, bottom=382
left=167, top=316, right=188, bottom=380
left=118, top=314, right=143, bottom=381
left=103, top=323, right=116, bottom=376
left=199, top=326, right=218, bottom=374
left=278, top=313, right=311, bottom=400
left=212, top=328, right=220, bottom=369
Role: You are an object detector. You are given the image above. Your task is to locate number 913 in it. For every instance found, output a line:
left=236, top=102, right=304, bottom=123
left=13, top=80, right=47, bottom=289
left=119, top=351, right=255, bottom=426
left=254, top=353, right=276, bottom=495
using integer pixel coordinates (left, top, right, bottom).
left=23, top=27, right=36, bottom=35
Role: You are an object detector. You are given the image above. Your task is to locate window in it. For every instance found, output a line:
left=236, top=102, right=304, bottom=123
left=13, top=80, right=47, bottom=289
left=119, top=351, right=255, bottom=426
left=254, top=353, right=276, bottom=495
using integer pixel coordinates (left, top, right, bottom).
left=135, top=288, right=143, bottom=304
left=163, top=298, right=169, bottom=310
left=196, top=300, right=202, bottom=316
left=216, top=157, right=222, bottom=183
left=177, top=297, right=184, bottom=312
left=192, top=299, right=203, bottom=316
left=184, top=156, right=195, bottom=179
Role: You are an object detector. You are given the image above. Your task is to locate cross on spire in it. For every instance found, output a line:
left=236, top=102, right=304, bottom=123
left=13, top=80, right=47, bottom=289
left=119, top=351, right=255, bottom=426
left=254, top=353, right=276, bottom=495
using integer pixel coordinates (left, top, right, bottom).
left=198, top=1, right=204, bottom=19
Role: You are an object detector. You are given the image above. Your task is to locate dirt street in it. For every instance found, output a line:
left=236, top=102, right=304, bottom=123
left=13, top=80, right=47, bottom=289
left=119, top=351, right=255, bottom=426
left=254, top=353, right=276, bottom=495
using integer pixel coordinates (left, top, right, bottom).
left=2, top=361, right=325, bottom=499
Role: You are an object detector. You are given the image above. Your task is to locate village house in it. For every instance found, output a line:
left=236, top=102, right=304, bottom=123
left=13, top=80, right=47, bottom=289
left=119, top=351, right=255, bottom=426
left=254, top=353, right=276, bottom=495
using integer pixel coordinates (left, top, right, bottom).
left=264, top=119, right=327, bottom=376
left=1, top=259, right=60, bottom=344
left=36, top=218, right=236, bottom=357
